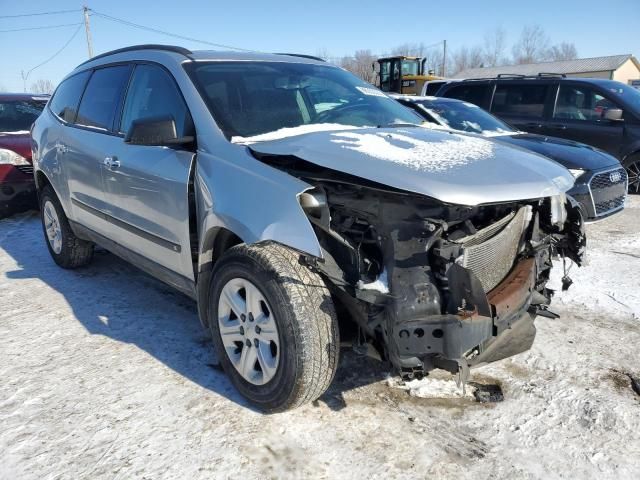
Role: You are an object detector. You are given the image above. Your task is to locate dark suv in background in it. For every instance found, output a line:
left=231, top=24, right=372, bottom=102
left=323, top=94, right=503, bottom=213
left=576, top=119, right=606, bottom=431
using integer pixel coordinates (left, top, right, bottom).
left=435, top=75, right=640, bottom=193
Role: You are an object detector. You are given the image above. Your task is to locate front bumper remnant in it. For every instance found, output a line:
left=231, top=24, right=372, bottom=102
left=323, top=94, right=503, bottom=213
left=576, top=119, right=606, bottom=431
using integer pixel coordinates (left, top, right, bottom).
left=393, top=258, right=537, bottom=372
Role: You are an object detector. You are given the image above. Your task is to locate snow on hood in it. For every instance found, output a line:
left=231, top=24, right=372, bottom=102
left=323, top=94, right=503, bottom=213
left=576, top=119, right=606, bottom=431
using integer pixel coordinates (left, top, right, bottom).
left=231, top=123, right=364, bottom=144
left=248, top=126, right=574, bottom=206
left=331, top=130, right=493, bottom=173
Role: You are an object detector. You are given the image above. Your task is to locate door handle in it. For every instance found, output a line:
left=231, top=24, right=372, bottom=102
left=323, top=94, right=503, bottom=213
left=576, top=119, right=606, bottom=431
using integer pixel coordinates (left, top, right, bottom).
left=103, top=156, right=120, bottom=170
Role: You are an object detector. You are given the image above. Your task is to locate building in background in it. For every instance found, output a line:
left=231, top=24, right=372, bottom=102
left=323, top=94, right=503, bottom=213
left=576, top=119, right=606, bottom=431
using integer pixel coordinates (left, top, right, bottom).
left=454, top=54, right=640, bottom=86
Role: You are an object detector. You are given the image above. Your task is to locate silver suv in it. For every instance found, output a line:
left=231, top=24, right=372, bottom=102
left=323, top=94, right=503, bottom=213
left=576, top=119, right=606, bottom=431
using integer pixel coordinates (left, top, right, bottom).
left=31, top=45, right=585, bottom=411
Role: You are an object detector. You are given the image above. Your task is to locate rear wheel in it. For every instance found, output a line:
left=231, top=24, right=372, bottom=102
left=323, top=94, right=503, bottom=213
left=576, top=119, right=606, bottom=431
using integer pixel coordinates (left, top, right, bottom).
left=40, top=185, right=94, bottom=268
left=209, top=243, right=339, bottom=412
left=625, top=156, right=640, bottom=194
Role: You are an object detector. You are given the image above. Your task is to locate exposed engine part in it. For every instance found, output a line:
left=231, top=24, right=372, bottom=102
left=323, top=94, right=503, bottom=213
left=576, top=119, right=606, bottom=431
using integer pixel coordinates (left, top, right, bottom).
left=256, top=152, right=585, bottom=382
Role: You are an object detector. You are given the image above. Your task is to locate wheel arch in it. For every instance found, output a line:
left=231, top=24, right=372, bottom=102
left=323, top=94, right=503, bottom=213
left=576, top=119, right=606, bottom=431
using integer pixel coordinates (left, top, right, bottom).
left=196, top=226, right=244, bottom=328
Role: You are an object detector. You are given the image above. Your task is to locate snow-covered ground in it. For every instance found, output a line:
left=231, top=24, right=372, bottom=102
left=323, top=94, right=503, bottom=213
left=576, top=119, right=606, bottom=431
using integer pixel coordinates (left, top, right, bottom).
left=1, top=199, right=639, bottom=480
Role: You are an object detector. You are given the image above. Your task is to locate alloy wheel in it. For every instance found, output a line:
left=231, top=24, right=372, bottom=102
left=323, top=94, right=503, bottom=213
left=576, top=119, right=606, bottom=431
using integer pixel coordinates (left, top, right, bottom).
left=43, top=200, right=62, bottom=254
left=627, top=161, right=640, bottom=194
left=217, top=278, right=280, bottom=385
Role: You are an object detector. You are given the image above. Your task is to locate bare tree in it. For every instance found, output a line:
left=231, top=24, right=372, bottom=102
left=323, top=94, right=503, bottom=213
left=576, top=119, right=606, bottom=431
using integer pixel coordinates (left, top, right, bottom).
left=340, top=50, right=377, bottom=84
left=483, top=27, right=507, bottom=67
left=512, top=25, right=551, bottom=64
left=548, top=42, right=578, bottom=61
left=450, top=46, right=484, bottom=75
left=30, top=79, right=55, bottom=95
left=314, top=48, right=332, bottom=62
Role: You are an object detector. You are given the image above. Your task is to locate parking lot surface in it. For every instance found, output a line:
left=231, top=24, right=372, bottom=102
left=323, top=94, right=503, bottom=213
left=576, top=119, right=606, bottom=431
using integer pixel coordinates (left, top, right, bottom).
left=1, top=198, right=639, bottom=479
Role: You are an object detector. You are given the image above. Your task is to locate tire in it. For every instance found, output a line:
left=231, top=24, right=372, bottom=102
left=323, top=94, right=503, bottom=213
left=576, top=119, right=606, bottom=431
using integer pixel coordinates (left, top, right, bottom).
left=625, top=156, right=640, bottom=194
left=208, top=243, right=339, bottom=412
left=40, top=185, right=94, bottom=268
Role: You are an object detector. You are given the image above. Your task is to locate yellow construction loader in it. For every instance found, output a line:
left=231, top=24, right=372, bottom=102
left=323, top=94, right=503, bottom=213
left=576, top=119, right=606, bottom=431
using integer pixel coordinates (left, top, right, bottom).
left=375, top=56, right=441, bottom=95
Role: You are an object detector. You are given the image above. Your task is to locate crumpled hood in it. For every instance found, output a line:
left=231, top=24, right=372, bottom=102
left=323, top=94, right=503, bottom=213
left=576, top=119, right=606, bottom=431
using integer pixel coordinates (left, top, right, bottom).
left=246, top=127, right=574, bottom=206
left=495, top=133, right=620, bottom=170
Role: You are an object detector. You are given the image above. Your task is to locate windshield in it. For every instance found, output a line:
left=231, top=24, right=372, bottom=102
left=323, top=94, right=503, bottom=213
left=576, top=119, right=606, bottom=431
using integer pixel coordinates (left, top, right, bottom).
left=401, top=60, right=420, bottom=76
left=188, top=62, right=422, bottom=140
left=419, top=100, right=515, bottom=135
left=604, top=82, right=640, bottom=111
left=0, top=99, right=47, bottom=132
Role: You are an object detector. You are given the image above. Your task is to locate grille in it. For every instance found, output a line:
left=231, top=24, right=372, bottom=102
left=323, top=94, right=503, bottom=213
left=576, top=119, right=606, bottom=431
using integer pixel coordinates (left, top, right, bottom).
left=589, top=168, right=627, bottom=216
left=15, top=165, right=34, bottom=175
left=460, top=207, right=530, bottom=293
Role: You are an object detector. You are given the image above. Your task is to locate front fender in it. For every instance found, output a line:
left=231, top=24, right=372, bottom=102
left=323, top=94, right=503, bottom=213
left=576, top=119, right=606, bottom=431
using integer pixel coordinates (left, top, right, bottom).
left=195, top=148, right=322, bottom=268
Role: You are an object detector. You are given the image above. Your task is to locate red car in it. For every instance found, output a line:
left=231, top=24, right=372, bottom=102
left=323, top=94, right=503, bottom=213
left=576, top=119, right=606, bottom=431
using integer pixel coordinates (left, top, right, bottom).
left=0, top=93, right=49, bottom=217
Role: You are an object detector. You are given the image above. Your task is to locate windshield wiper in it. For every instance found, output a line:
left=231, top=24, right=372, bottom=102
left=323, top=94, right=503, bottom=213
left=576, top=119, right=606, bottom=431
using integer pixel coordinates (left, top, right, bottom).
left=377, top=122, right=421, bottom=128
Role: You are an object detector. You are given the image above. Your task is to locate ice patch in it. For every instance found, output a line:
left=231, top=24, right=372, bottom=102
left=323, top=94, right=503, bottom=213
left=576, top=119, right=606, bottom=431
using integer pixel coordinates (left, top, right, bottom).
left=231, top=123, right=363, bottom=144
left=331, top=130, right=495, bottom=172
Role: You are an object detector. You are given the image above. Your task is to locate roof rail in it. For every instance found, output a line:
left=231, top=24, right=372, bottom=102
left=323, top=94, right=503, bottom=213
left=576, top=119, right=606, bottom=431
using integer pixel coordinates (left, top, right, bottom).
left=537, top=72, right=567, bottom=78
left=497, top=73, right=526, bottom=78
left=274, top=53, right=326, bottom=62
left=77, top=44, right=193, bottom=67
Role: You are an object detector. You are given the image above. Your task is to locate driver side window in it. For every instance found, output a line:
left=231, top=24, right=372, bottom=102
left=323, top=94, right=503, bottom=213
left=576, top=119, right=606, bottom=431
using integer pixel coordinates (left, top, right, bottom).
left=554, top=85, right=621, bottom=121
left=120, top=64, right=191, bottom=137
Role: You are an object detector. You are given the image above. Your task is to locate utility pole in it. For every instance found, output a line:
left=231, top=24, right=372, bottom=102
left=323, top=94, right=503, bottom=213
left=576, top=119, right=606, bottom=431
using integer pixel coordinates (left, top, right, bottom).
left=442, top=40, right=447, bottom=77
left=83, top=6, right=93, bottom=59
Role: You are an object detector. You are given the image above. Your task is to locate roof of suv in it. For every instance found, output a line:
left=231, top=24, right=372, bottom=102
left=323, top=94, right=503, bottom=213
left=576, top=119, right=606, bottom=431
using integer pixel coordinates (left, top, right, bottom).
left=77, top=44, right=326, bottom=68
left=446, top=76, right=626, bottom=89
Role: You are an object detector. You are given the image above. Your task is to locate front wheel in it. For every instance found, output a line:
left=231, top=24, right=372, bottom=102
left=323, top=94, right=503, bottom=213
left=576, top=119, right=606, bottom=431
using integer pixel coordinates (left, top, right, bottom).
left=209, top=243, right=339, bottom=412
left=626, top=157, right=640, bottom=194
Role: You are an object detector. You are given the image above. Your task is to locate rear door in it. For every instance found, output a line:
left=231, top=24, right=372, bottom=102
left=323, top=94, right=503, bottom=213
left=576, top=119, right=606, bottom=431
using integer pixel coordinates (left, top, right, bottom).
left=103, top=62, right=196, bottom=280
left=489, top=81, right=555, bottom=133
left=62, top=65, right=131, bottom=235
left=547, top=82, right=625, bottom=156
left=438, top=82, right=492, bottom=109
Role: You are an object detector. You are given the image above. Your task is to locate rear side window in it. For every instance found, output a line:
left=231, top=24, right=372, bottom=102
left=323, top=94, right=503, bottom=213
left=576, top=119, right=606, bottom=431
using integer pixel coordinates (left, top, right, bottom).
left=49, top=71, right=90, bottom=123
left=76, top=66, right=131, bottom=131
left=492, top=84, right=549, bottom=118
left=120, top=64, right=191, bottom=136
left=424, top=82, right=445, bottom=96
left=442, top=84, right=488, bottom=107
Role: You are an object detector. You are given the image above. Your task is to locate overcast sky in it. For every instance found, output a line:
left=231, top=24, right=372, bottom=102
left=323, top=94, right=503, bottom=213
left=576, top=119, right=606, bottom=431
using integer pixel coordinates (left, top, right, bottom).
left=1, top=0, right=639, bottom=92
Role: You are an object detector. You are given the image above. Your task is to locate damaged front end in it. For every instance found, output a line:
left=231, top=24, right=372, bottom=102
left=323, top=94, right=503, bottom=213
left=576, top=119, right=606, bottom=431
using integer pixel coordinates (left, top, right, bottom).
left=257, top=153, right=586, bottom=382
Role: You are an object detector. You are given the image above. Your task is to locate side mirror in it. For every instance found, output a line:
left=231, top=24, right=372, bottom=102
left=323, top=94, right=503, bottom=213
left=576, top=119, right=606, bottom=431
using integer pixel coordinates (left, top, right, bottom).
left=124, top=116, right=194, bottom=146
left=604, top=108, right=624, bottom=122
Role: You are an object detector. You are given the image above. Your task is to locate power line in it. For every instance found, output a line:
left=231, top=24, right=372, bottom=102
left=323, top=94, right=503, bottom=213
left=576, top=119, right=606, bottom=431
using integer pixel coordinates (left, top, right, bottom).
left=0, top=9, right=79, bottom=19
left=0, top=22, right=83, bottom=33
left=90, top=9, right=257, bottom=52
left=21, top=23, right=84, bottom=91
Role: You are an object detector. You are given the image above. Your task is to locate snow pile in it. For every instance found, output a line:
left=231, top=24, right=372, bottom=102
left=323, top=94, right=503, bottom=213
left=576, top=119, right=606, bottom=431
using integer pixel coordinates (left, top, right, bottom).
left=356, top=269, right=389, bottom=294
left=388, top=375, right=475, bottom=399
left=231, top=123, right=363, bottom=144
left=331, top=130, right=495, bottom=172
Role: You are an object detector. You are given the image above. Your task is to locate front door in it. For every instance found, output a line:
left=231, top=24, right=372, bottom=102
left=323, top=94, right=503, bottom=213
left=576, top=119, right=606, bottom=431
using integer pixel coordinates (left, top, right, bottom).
left=102, top=63, right=196, bottom=281
left=546, top=82, right=625, bottom=157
